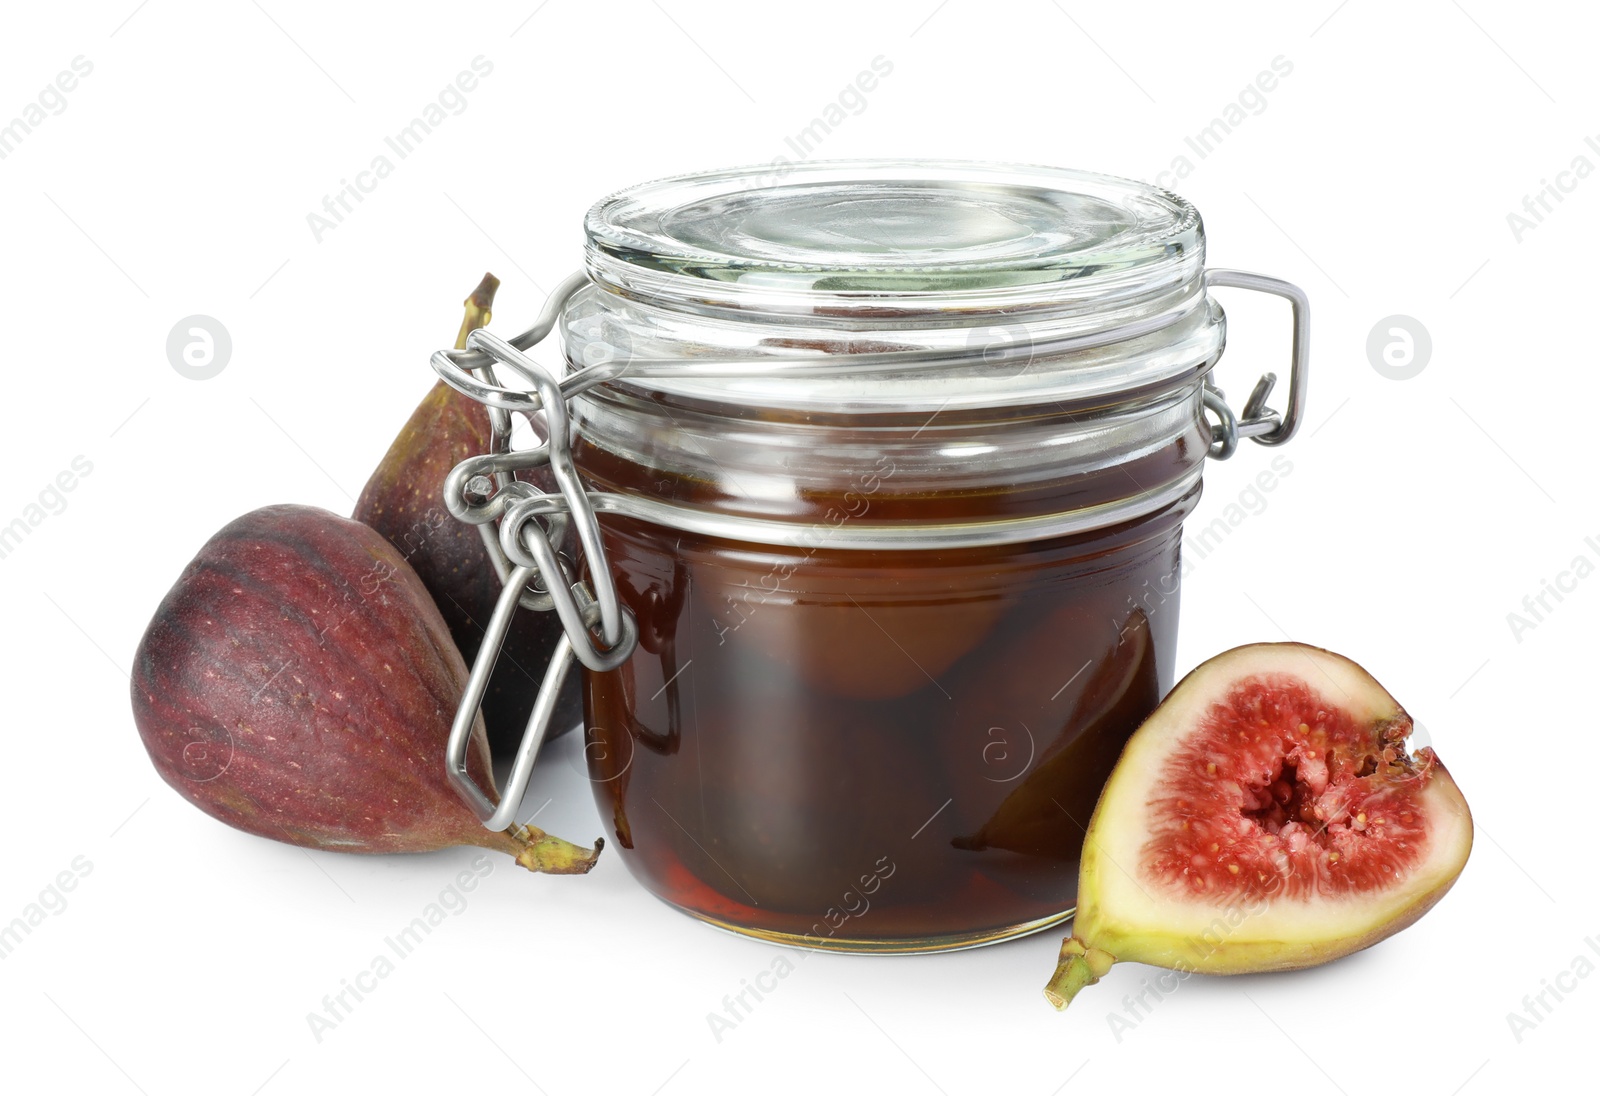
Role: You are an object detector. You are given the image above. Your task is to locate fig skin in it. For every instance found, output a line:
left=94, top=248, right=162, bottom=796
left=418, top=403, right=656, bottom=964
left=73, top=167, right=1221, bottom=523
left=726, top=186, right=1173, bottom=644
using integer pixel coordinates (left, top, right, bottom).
left=354, top=273, right=581, bottom=753
left=130, top=504, right=601, bottom=874
left=1045, top=642, right=1473, bottom=1010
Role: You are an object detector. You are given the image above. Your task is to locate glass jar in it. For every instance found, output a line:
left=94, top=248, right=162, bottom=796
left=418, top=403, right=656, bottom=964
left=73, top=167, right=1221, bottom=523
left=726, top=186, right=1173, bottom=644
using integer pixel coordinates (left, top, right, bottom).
left=433, top=160, right=1309, bottom=953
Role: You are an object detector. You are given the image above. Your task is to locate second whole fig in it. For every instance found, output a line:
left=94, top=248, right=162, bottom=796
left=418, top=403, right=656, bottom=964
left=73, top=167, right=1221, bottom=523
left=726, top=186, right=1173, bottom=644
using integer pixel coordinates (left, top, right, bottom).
left=354, top=274, right=582, bottom=752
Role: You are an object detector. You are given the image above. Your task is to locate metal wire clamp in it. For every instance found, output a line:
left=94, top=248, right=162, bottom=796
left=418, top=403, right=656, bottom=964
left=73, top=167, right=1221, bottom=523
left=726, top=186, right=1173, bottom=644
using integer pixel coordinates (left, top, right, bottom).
left=429, top=266, right=1309, bottom=831
left=431, top=279, right=637, bottom=831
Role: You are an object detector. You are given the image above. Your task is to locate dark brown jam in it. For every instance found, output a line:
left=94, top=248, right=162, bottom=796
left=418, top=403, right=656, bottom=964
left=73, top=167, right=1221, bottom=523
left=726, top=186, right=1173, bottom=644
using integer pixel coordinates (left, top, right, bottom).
left=574, top=423, right=1201, bottom=948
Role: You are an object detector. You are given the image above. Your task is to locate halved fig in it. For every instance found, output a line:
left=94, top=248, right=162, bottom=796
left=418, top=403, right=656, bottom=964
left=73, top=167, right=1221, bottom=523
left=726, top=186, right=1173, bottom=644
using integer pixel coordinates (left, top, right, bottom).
left=1045, top=642, right=1473, bottom=1010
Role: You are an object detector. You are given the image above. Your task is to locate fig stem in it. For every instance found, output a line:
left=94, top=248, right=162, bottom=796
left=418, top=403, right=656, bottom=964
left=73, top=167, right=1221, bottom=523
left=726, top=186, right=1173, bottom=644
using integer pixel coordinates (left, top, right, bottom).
left=454, top=272, right=501, bottom=351
left=483, top=823, right=604, bottom=875
left=1043, top=937, right=1116, bottom=1011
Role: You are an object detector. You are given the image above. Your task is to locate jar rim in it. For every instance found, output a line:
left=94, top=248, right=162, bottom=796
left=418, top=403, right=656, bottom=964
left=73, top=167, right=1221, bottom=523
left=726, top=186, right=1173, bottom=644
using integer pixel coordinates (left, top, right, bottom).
left=584, top=159, right=1202, bottom=319
left=565, top=159, right=1224, bottom=428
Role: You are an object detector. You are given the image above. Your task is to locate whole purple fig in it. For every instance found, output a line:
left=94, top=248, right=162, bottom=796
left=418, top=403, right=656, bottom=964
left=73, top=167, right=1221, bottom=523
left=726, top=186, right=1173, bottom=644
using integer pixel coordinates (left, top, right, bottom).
left=131, top=504, right=600, bottom=873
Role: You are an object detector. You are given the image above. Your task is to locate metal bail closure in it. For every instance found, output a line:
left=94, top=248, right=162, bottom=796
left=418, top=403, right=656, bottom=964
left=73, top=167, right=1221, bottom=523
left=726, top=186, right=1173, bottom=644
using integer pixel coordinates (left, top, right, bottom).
left=445, top=567, right=577, bottom=830
left=433, top=264, right=1313, bottom=827
left=433, top=284, right=639, bottom=830
left=1201, top=269, right=1311, bottom=459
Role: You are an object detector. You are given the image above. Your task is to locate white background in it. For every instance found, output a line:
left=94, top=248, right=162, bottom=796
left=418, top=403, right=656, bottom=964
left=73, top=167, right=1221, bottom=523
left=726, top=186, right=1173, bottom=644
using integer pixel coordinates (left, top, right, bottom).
left=1, top=2, right=1592, bottom=1093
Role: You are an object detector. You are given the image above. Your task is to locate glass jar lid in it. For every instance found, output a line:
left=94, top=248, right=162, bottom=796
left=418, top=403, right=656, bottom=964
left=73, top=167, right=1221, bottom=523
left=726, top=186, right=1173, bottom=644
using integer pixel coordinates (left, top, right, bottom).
left=569, top=161, right=1223, bottom=415
left=585, top=160, right=1203, bottom=319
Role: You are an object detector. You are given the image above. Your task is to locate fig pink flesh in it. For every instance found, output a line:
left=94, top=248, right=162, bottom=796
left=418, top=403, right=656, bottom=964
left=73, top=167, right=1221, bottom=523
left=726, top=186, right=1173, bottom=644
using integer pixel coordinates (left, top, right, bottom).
left=1141, top=673, right=1434, bottom=901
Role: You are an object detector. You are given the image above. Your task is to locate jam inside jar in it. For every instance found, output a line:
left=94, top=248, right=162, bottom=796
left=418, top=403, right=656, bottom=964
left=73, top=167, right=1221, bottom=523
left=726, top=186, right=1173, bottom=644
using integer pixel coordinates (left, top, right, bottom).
left=577, top=461, right=1199, bottom=951
left=511, top=160, right=1307, bottom=951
